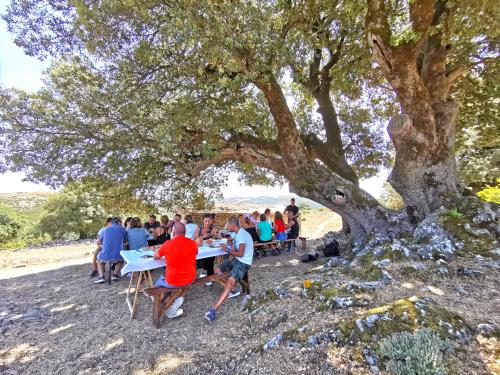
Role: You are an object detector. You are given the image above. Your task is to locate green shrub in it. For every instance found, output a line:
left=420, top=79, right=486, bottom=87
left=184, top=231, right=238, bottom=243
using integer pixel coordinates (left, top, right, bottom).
left=477, top=178, right=500, bottom=204
left=376, top=328, right=453, bottom=375
left=38, top=188, right=107, bottom=240
left=0, top=204, right=23, bottom=244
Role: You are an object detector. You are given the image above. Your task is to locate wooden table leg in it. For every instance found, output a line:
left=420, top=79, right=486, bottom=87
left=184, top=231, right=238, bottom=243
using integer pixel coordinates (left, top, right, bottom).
left=130, top=271, right=143, bottom=319
left=146, top=270, right=154, bottom=287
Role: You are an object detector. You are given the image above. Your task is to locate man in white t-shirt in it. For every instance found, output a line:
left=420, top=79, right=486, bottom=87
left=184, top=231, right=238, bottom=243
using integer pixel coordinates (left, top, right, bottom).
left=205, top=216, right=254, bottom=322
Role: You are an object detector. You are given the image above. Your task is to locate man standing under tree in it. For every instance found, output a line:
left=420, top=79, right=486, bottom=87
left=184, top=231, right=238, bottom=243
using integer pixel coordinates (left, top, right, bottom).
left=284, top=198, right=300, bottom=220
left=205, top=217, right=253, bottom=322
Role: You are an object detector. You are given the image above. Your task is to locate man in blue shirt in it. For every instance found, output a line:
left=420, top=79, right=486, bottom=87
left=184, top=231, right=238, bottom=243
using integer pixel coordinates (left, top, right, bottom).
left=205, top=217, right=253, bottom=321
left=95, top=217, right=128, bottom=284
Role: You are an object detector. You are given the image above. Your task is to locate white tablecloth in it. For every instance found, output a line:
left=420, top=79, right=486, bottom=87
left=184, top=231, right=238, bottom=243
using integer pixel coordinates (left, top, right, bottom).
left=120, top=239, right=227, bottom=276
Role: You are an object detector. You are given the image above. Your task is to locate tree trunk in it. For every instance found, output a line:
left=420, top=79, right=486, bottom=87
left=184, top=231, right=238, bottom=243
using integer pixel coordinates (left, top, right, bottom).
left=387, top=99, right=461, bottom=224
left=287, top=161, right=395, bottom=244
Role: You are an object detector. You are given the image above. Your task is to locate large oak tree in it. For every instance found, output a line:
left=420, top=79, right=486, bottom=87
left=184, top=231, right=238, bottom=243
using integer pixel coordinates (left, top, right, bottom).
left=0, top=0, right=497, bottom=243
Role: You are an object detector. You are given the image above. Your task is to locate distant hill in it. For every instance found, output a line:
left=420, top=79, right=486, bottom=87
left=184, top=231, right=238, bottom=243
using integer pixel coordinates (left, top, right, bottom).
left=216, top=194, right=325, bottom=211
left=0, top=192, right=52, bottom=212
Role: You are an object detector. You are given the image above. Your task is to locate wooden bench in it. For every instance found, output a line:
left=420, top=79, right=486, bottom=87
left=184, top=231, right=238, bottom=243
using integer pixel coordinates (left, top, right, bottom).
left=144, top=271, right=250, bottom=328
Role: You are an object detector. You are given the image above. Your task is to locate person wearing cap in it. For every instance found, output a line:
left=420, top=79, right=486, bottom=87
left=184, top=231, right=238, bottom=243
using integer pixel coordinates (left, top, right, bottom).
left=94, top=217, right=128, bottom=284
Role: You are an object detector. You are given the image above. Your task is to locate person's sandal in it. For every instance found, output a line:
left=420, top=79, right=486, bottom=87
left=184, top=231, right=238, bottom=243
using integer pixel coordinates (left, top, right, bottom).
left=94, top=277, right=105, bottom=284
left=89, top=270, right=98, bottom=278
left=111, top=274, right=121, bottom=281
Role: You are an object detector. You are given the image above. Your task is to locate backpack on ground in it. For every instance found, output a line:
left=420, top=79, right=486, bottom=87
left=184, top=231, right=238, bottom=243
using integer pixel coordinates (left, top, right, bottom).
left=323, top=239, right=340, bottom=257
left=300, top=253, right=319, bottom=263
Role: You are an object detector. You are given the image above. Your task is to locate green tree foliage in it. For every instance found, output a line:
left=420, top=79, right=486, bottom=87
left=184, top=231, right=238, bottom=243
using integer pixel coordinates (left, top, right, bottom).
left=455, top=63, right=500, bottom=192
left=38, top=186, right=108, bottom=240
left=0, top=204, right=22, bottom=244
left=0, top=1, right=497, bottom=239
left=0, top=0, right=391, bottom=210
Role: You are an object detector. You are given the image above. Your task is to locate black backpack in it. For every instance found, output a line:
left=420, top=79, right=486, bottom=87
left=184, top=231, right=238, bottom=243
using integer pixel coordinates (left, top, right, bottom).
left=323, top=239, right=340, bottom=257
left=300, top=253, right=319, bottom=263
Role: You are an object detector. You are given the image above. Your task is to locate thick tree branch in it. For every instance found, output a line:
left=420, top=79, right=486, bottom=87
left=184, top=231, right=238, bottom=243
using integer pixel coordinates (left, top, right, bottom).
left=189, top=145, right=286, bottom=178
left=301, top=133, right=358, bottom=184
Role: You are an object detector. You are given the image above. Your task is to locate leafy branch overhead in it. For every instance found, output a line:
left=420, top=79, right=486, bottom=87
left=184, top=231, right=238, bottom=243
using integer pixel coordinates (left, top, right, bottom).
left=0, top=0, right=497, bottom=241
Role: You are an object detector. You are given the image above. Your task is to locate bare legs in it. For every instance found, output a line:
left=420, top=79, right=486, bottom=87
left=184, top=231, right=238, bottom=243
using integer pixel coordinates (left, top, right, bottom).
left=96, top=260, right=123, bottom=278
left=212, top=275, right=236, bottom=310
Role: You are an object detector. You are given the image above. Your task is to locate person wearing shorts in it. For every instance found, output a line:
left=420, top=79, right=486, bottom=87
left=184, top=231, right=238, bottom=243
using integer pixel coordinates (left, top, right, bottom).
left=205, top=216, right=254, bottom=322
left=152, top=222, right=198, bottom=318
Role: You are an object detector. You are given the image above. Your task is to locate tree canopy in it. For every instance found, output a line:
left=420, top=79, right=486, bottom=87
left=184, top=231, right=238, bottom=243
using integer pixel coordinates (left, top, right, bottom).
left=0, top=0, right=498, bottom=239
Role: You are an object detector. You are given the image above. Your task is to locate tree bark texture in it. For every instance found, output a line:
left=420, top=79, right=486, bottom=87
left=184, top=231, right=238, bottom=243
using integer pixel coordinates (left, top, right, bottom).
left=366, top=0, right=466, bottom=223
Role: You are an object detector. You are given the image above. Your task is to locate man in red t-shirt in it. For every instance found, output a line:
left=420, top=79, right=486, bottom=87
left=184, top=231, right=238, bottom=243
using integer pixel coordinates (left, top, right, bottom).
left=153, top=222, right=198, bottom=288
left=152, top=222, right=197, bottom=319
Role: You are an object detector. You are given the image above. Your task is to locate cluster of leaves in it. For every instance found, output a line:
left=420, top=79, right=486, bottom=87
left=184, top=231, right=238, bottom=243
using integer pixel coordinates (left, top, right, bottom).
left=477, top=178, right=500, bottom=204
left=0, top=202, right=48, bottom=249
left=376, top=328, right=453, bottom=375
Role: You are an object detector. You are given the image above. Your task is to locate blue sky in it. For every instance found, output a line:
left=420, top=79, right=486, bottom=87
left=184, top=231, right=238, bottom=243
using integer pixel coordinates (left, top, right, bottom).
left=0, top=1, right=386, bottom=198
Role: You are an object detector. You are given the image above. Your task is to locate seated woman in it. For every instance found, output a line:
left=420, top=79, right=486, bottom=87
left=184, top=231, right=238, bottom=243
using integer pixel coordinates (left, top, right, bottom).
left=184, top=215, right=198, bottom=240
left=127, top=217, right=150, bottom=250
left=195, top=214, right=217, bottom=284
left=155, top=225, right=170, bottom=245
left=274, top=211, right=287, bottom=241
left=257, top=214, right=272, bottom=243
left=242, top=214, right=260, bottom=243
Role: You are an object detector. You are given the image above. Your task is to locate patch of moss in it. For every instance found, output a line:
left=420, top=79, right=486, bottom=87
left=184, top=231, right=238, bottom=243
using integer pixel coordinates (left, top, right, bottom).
left=439, top=214, right=495, bottom=257
left=335, top=297, right=471, bottom=346
left=243, top=288, right=279, bottom=312
left=283, top=326, right=308, bottom=343
left=321, top=286, right=352, bottom=299
left=381, top=249, right=405, bottom=262
left=349, top=251, right=384, bottom=281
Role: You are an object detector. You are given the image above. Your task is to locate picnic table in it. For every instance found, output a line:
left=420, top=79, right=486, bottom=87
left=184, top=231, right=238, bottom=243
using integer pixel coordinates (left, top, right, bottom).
left=120, top=239, right=227, bottom=319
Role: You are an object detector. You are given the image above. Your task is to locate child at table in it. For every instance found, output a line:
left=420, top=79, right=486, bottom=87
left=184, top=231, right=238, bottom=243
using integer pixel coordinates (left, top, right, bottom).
left=274, top=211, right=286, bottom=241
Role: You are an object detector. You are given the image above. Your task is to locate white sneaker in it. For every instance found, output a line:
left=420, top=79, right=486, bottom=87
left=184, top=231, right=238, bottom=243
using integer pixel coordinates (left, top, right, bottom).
left=167, top=308, right=183, bottom=319
left=228, top=289, right=241, bottom=299
left=165, top=296, right=184, bottom=318
left=205, top=281, right=213, bottom=286
left=198, top=273, right=207, bottom=279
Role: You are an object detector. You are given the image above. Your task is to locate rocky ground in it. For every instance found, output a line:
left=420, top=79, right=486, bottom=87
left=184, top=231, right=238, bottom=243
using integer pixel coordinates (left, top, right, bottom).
left=0, top=200, right=499, bottom=374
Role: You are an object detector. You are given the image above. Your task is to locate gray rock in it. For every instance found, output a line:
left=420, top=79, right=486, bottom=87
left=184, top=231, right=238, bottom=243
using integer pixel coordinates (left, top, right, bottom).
left=381, top=270, right=394, bottom=284
left=351, top=281, right=384, bottom=291
left=263, top=334, right=283, bottom=350
left=413, top=213, right=457, bottom=259
left=275, top=288, right=290, bottom=299
left=297, top=325, right=308, bottom=334
left=355, top=319, right=365, bottom=333
left=456, top=267, right=484, bottom=278
left=363, top=346, right=381, bottom=374
left=455, top=285, right=467, bottom=295
left=364, top=314, right=380, bottom=328
left=330, top=297, right=354, bottom=309
left=373, top=259, right=391, bottom=268
left=307, top=335, right=319, bottom=346
left=477, top=323, right=495, bottom=336
left=411, top=262, right=427, bottom=270
left=325, top=257, right=349, bottom=267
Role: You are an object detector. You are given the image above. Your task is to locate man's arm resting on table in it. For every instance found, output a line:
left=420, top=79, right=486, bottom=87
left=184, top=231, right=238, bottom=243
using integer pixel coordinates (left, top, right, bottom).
left=153, top=249, right=163, bottom=259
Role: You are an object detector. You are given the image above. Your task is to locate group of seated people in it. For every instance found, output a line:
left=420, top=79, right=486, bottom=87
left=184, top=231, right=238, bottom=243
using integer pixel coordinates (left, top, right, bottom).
left=89, top=198, right=301, bottom=321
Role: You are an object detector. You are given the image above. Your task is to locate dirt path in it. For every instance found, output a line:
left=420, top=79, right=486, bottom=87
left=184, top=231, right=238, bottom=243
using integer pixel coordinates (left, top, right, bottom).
left=0, top=243, right=94, bottom=279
